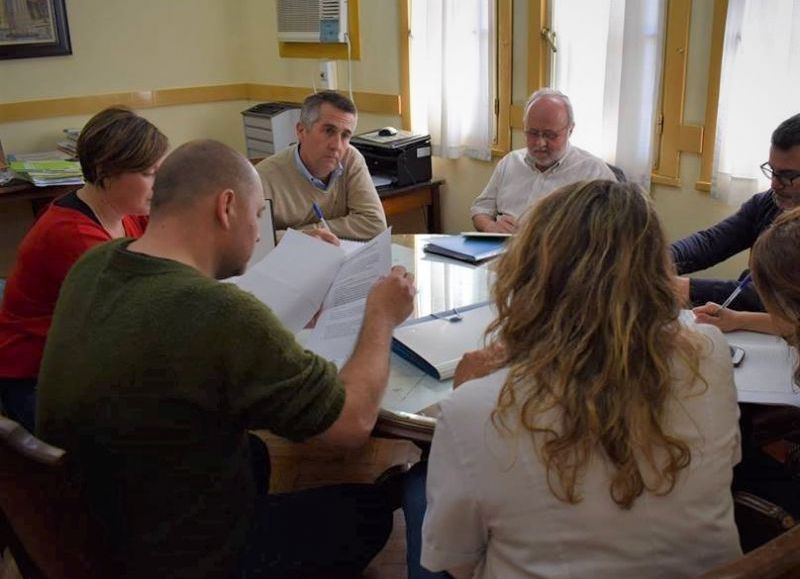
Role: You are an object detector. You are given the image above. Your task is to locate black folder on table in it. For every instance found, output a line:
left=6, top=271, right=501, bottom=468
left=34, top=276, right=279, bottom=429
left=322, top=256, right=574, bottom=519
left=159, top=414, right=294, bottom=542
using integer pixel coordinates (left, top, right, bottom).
left=423, top=235, right=507, bottom=264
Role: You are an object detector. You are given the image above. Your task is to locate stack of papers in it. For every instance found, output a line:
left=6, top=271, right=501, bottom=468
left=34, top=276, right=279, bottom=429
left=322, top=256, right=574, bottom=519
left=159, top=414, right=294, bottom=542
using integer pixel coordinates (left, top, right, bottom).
left=57, top=128, right=80, bottom=158
left=8, top=152, right=83, bottom=187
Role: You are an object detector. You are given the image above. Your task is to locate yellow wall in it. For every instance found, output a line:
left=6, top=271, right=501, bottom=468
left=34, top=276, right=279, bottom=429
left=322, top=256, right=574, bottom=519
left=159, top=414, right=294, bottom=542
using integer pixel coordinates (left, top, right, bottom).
left=0, top=0, right=748, bottom=281
left=0, top=0, right=403, bottom=274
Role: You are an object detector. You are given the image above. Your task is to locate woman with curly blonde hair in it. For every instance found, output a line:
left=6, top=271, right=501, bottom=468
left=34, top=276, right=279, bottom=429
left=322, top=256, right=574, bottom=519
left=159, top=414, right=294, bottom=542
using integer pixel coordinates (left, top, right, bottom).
left=419, top=180, right=742, bottom=578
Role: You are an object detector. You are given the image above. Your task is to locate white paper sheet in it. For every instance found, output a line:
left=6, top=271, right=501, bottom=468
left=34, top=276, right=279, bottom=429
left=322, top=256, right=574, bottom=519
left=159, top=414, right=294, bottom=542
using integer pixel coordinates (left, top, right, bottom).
left=727, top=330, right=800, bottom=407
left=306, top=229, right=393, bottom=366
left=230, top=229, right=345, bottom=332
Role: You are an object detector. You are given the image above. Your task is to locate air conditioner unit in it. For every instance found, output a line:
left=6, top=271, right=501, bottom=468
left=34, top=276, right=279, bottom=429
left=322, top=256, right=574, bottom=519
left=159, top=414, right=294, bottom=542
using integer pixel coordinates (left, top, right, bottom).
left=277, top=0, right=349, bottom=43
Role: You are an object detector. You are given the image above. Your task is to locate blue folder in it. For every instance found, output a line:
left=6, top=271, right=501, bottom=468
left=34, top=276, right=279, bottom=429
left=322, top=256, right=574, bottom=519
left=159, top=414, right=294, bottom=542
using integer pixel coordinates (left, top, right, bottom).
left=423, top=235, right=507, bottom=264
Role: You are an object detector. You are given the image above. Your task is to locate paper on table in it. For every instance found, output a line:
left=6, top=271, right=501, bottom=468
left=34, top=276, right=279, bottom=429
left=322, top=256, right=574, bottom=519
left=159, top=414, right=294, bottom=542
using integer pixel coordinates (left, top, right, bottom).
left=727, top=330, right=800, bottom=407
left=684, top=310, right=799, bottom=407
left=231, top=229, right=344, bottom=332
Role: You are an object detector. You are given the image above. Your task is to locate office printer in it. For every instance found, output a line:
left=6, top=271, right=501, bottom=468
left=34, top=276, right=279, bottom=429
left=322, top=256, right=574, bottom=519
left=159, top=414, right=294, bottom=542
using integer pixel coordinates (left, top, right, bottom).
left=351, top=129, right=432, bottom=188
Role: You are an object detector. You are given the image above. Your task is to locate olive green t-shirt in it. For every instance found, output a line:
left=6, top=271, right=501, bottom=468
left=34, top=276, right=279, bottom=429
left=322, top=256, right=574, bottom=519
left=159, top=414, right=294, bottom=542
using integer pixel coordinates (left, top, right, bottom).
left=37, top=239, right=345, bottom=579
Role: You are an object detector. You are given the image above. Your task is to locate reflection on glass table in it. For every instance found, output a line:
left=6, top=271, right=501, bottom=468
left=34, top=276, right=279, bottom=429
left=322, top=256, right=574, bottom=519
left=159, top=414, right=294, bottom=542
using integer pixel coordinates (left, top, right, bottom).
left=377, top=235, right=498, bottom=443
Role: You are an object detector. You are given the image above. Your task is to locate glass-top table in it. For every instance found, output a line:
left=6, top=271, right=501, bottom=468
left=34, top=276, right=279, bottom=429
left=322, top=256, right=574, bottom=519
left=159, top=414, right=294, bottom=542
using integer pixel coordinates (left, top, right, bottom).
left=375, top=236, right=800, bottom=443
left=375, top=235, right=497, bottom=442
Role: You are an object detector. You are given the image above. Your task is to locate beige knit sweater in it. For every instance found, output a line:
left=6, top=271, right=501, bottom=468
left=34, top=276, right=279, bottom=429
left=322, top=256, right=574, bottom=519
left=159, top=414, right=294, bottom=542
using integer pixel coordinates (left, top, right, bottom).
left=255, top=145, right=387, bottom=241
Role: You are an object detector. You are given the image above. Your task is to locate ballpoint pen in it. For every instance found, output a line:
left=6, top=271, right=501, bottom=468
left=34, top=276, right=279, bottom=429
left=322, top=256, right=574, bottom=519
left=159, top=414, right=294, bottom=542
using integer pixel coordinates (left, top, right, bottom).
left=311, top=202, right=331, bottom=231
left=716, top=273, right=752, bottom=312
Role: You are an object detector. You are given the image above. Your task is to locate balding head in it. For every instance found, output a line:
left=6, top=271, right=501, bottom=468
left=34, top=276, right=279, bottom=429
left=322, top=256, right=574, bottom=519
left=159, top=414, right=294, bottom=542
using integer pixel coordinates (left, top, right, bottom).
left=151, top=139, right=261, bottom=215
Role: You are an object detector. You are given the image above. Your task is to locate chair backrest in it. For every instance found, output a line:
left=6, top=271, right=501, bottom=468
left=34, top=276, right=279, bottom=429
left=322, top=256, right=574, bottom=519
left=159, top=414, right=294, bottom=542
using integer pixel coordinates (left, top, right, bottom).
left=606, top=163, right=627, bottom=183
left=0, top=416, right=109, bottom=579
left=698, top=521, right=800, bottom=579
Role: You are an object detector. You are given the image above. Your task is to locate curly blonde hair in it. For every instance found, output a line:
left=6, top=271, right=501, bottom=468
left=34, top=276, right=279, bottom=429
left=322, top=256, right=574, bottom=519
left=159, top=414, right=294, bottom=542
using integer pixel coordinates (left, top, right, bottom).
left=488, top=180, right=704, bottom=509
left=752, top=207, right=800, bottom=385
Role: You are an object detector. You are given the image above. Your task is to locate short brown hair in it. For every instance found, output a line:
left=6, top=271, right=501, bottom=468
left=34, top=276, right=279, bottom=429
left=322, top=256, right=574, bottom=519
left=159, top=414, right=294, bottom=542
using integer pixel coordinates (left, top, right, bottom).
left=77, top=107, right=168, bottom=187
left=751, top=207, right=800, bottom=384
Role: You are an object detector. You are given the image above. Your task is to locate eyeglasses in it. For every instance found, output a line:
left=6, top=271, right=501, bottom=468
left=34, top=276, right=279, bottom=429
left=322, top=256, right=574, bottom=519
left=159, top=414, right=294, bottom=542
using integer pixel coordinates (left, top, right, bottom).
left=760, top=162, right=800, bottom=187
left=524, top=125, right=570, bottom=142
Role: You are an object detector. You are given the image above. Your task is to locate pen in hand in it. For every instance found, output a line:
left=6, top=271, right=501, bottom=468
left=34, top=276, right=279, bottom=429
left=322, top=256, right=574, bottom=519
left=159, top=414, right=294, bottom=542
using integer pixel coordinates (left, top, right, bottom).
left=312, top=202, right=331, bottom=231
left=716, top=274, right=752, bottom=313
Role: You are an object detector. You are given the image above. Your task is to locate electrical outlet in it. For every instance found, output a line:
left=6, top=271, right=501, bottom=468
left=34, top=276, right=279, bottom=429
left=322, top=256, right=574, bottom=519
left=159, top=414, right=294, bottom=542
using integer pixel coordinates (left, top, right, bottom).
left=318, top=60, right=337, bottom=90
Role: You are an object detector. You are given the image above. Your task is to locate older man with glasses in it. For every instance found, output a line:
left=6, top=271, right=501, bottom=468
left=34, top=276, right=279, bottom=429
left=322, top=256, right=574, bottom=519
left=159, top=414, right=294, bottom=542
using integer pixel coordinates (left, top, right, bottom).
left=471, top=88, right=615, bottom=233
left=672, top=113, right=800, bottom=333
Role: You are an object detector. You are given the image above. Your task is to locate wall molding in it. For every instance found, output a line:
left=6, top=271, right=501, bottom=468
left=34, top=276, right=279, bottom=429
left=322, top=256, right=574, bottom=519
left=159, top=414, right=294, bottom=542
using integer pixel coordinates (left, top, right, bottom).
left=0, top=83, right=401, bottom=123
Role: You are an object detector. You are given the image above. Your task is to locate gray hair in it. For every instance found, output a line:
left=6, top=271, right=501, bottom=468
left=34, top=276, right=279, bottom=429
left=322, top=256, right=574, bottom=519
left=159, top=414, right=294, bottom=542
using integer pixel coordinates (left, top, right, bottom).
left=523, top=88, right=575, bottom=129
left=299, top=90, right=357, bottom=129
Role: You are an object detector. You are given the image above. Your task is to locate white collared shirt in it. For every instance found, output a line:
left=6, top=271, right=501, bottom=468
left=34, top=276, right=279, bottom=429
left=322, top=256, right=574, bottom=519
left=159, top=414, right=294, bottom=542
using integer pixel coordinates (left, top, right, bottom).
left=471, top=144, right=615, bottom=220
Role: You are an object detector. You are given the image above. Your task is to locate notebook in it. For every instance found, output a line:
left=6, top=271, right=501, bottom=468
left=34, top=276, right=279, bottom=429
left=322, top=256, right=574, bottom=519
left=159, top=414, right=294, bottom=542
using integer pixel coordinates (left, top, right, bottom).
left=423, top=235, right=507, bottom=264
left=392, top=301, right=495, bottom=380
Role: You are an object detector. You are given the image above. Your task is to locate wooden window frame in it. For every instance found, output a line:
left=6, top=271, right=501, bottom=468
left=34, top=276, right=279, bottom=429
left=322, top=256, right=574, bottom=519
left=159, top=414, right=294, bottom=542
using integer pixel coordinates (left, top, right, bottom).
left=400, top=0, right=514, bottom=157
left=652, top=0, right=727, bottom=191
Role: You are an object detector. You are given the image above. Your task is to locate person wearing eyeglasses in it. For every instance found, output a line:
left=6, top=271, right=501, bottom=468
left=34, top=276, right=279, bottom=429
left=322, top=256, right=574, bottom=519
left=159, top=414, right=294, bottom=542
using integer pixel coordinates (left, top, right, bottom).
left=672, top=113, right=800, bottom=335
left=471, top=88, right=615, bottom=234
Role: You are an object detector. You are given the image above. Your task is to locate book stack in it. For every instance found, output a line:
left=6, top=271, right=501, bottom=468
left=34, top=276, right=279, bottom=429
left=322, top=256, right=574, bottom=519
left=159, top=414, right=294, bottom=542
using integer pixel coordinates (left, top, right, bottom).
left=57, top=128, right=80, bottom=158
left=8, top=152, right=84, bottom=187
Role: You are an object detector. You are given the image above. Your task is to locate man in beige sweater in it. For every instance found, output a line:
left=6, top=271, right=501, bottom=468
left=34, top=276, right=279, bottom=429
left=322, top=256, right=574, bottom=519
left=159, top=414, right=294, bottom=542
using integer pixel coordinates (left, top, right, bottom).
left=255, top=91, right=387, bottom=242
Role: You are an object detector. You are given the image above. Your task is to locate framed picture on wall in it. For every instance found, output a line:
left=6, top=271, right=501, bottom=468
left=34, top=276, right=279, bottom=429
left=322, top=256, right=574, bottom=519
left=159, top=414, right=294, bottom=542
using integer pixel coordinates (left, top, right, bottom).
left=0, top=0, right=71, bottom=60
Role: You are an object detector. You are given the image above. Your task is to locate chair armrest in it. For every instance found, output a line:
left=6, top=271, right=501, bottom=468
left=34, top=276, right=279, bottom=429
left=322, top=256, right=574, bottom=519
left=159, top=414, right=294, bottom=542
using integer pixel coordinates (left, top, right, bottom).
left=734, top=491, right=796, bottom=553
left=698, top=523, right=800, bottom=578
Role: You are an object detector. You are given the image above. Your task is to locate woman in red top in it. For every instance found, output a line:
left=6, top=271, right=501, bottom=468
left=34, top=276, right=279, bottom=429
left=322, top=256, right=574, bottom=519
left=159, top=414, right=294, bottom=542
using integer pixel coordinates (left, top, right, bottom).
left=0, top=107, right=168, bottom=431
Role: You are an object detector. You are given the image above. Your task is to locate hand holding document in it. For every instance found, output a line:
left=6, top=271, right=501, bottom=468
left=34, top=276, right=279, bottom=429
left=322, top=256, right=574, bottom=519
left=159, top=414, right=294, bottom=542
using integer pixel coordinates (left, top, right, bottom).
left=306, top=229, right=394, bottom=365
left=231, top=228, right=394, bottom=365
left=231, top=229, right=343, bottom=332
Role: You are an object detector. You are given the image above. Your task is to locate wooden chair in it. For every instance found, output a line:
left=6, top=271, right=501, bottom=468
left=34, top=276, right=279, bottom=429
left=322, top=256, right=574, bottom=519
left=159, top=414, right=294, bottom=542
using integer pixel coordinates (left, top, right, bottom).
left=698, top=522, right=800, bottom=578
left=0, top=416, right=110, bottom=579
left=606, top=163, right=627, bottom=183
left=734, top=491, right=796, bottom=553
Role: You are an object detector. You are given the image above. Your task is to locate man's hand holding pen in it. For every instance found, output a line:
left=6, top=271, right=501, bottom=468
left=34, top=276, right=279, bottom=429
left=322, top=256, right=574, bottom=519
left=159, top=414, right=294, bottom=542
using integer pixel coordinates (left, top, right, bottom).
left=692, top=274, right=752, bottom=332
left=305, top=201, right=341, bottom=246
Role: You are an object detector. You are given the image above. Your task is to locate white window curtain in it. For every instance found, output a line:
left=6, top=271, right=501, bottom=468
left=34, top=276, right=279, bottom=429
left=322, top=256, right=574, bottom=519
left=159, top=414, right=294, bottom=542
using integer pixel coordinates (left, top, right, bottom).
left=713, top=0, right=800, bottom=205
left=551, top=0, right=665, bottom=187
left=409, top=0, right=494, bottom=161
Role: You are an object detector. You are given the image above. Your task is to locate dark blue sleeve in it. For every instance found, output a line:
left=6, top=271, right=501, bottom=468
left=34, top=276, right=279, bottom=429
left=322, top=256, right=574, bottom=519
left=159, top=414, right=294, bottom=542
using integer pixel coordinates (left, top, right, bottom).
left=670, top=195, right=767, bottom=275
left=689, top=277, right=765, bottom=312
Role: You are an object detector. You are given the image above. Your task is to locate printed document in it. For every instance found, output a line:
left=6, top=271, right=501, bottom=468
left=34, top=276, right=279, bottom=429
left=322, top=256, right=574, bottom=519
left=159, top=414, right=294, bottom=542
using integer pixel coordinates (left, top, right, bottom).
left=306, top=230, right=392, bottom=366
left=231, top=228, right=392, bottom=360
